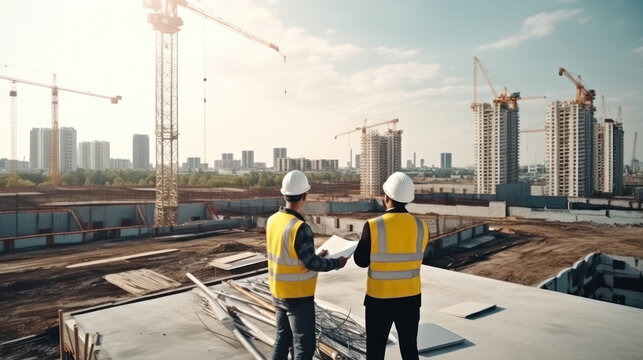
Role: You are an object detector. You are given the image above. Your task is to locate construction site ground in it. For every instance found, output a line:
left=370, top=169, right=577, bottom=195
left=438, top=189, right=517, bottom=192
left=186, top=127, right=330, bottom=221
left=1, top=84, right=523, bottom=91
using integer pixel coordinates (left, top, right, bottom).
left=1, top=218, right=642, bottom=358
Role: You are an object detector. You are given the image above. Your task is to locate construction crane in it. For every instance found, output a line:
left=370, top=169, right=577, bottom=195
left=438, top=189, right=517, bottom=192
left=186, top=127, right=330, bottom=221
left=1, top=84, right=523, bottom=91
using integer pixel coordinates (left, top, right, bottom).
left=472, top=57, right=545, bottom=109
left=520, top=128, right=545, bottom=134
left=558, top=67, right=596, bottom=108
left=143, top=0, right=284, bottom=227
left=334, top=119, right=400, bottom=139
left=0, top=74, right=121, bottom=186
left=9, top=82, right=17, bottom=185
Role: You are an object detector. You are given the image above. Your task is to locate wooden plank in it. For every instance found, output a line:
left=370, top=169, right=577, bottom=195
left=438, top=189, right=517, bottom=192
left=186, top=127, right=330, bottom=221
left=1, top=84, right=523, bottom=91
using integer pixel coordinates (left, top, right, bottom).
left=209, top=252, right=266, bottom=270
left=67, top=249, right=178, bottom=268
left=104, top=268, right=181, bottom=296
left=212, top=252, right=257, bottom=265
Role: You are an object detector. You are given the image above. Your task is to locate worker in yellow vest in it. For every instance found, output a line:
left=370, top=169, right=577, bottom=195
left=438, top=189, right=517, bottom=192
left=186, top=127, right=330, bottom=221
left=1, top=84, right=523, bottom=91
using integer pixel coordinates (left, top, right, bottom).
left=267, top=170, right=348, bottom=360
left=354, top=172, right=429, bottom=360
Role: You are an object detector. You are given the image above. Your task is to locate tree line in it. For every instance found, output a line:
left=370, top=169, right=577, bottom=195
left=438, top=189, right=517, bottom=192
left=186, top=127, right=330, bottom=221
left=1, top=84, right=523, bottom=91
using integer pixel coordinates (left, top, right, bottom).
left=0, top=169, right=359, bottom=188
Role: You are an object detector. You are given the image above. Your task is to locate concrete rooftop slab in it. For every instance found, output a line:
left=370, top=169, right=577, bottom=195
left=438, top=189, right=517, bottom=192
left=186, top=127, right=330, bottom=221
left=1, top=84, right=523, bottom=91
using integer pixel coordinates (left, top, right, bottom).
left=70, top=261, right=643, bottom=359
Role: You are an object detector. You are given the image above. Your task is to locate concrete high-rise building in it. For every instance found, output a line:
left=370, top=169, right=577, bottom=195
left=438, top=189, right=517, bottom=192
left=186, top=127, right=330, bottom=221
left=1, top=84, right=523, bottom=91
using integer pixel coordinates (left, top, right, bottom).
left=420, top=159, right=425, bottom=168
left=221, top=153, right=234, bottom=169
left=273, top=147, right=287, bottom=169
left=595, top=119, right=624, bottom=195
left=242, top=150, right=254, bottom=169
left=473, top=102, right=519, bottom=194
left=92, top=141, right=110, bottom=170
left=440, top=153, right=452, bottom=169
left=360, top=129, right=402, bottom=198
left=59, top=127, right=77, bottom=172
left=355, top=154, right=360, bottom=170
left=110, top=158, right=132, bottom=169
left=30, top=127, right=52, bottom=170
left=545, top=101, right=595, bottom=197
left=78, top=140, right=110, bottom=170
left=186, top=157, right=201, bottom=171
left=78, top=142, right=92, bottom=170
left=133, top=134, right=150, bottom=170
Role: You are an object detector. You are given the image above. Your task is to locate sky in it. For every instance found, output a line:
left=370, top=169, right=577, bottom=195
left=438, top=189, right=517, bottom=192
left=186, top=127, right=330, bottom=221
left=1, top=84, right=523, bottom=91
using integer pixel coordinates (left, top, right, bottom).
left=0, top=0, right=642, bottom=168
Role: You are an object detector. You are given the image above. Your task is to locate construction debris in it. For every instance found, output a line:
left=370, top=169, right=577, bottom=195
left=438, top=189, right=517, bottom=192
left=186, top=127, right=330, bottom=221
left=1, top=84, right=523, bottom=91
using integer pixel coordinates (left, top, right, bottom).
left=209, top=252, right=267, bottom=271
left=188, top=274, right=370, bottom=360
left=104, top=269, right=181, bottom=296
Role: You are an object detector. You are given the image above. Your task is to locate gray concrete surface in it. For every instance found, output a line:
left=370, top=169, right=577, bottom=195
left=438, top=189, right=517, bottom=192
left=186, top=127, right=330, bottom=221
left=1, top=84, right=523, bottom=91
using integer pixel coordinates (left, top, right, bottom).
left=71, top=262, right=643, bottom=359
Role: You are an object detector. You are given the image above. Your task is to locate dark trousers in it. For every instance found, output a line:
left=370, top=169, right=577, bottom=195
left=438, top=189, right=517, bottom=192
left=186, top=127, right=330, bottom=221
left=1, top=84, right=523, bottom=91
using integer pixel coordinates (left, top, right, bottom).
left=366, top=302, right=420, bottom=360
left=272, top=300, right=316, bottom=360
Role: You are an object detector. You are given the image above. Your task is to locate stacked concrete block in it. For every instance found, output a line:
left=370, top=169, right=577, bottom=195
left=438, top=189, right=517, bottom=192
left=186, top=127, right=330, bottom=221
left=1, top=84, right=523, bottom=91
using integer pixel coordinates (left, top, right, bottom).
left=539, top=252, right=643, bottom=309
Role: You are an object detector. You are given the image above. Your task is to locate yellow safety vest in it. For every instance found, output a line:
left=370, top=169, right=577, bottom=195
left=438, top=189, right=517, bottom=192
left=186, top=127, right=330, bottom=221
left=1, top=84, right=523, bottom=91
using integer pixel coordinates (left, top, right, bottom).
left=366, top=212, right=429, bottom=299
left=266, top=211, right=318, bottom=299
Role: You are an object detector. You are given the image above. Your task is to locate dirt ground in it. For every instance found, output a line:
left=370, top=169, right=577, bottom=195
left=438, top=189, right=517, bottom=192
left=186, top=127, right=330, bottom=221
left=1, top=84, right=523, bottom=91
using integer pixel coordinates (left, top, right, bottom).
left=0, top=229, right=273, bottom=343
left=459, top=219, right=643, bottom=285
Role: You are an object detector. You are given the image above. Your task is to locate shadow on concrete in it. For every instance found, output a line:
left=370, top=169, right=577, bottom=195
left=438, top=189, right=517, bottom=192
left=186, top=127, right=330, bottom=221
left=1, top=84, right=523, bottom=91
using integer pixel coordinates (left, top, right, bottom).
left=419, top=339, right=476, bottom=358
left=467, top=305, right=505, bottom=320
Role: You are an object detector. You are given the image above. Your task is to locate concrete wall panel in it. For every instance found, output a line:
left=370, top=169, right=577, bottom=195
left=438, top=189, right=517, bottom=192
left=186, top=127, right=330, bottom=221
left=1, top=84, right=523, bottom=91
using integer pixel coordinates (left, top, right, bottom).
left=15, top=236, right=47, bottom=249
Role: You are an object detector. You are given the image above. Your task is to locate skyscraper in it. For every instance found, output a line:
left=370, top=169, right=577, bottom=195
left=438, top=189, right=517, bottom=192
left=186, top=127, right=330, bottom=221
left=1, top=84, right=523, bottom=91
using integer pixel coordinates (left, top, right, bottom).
left=595, top=119, right=624, bottom=195
left=473, top=102, right=519, bottom=194
left=29, top=128, right=52, bottom=170
left=273, top=147, right=287, bottom=169
left=222, top=153, right=234, bottom=169
left=78, top=141, right=92, bottom=170
left=59, top=127, right=77, bottom=172
left=133, top=134, right=150, bottom=170
left=440, top=153, right=452, bottom=169
left=545, top=101, right=595, bottom=197
left=360, top=129, right=402, bottom=197
left=78, top=140, right=110, bottom=170
left=242, top=150, right=254, bottom=169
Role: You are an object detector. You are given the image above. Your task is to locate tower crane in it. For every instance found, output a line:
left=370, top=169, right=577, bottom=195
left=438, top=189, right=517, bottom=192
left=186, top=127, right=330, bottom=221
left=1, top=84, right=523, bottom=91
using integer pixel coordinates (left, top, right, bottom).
left=9, top=82, right=17, bottom=185
left=472, top=57, right=545, bottom=109
left=0, top=74, right=121, bottom=186
left=558, top=67, right=596, bottom=108
left=334, top=118, right=400, bottom=139
left=143, top=0, right=284, bottom=227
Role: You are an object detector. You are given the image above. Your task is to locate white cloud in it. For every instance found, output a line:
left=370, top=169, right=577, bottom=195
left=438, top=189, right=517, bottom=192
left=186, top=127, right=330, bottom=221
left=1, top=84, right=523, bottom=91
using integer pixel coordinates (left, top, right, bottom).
left=326, top=29, right=337, bottom=35
left=373, top=46, right=419, bottom=60
left=632, top=45, right=643, bottom=55
left=477, top=9, right=583, bottom=50
left=349, top=62, right=441, bottom=93
left=442, top=76, right=463, bottom=85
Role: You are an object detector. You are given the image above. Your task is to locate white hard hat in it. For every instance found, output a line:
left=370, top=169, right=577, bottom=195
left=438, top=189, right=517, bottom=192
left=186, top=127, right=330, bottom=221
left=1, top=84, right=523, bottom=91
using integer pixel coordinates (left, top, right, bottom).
left=280, top=170, right=311, bottom=196
left=382, top=172, right=415, bottom=203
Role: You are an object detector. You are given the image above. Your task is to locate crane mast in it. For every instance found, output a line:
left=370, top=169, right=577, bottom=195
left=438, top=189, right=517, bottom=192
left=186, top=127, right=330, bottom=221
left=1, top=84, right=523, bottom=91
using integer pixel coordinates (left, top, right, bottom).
left=9, top=83, right=17, bottom=185
left=144, top=0, right=283, bottom=227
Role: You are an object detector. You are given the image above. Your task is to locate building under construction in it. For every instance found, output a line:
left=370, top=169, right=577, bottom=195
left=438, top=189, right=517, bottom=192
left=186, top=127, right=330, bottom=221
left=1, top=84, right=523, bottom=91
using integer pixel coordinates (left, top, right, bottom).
left=472, top=102, right=519, bottom=194
left=360, top=128, right=402, bottom=198
left=545, top=100, right=595, bottom=197
left=471, top=57, right=521, bottom=195
left=595, top=119, right=625, bottom=195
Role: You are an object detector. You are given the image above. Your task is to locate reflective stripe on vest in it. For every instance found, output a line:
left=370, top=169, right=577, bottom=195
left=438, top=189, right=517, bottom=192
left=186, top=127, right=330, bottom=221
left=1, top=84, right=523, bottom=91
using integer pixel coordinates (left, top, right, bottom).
left=266, top=218, right=302, bottom=266
left=266, top=212, right=318, bottom=299
left=368, top=216, right=425, bottom=280
left=366, top=213, right=428, bottom=299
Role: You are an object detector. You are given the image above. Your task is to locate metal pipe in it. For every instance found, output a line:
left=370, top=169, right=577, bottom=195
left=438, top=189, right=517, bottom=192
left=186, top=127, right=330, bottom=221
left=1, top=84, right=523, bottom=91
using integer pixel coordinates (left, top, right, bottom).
left=231, top=327, right=267, bottom=360
left=187, top=272, right=234, bottom=330
left=234, top=313, right=274, bottom=346
left=230, top=306, right=276, bottom=327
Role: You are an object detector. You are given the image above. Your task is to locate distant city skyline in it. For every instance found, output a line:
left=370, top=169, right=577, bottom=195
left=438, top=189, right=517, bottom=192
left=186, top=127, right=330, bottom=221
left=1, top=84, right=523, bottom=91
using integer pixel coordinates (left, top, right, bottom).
left=0, top=0, right=641, bottom=168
